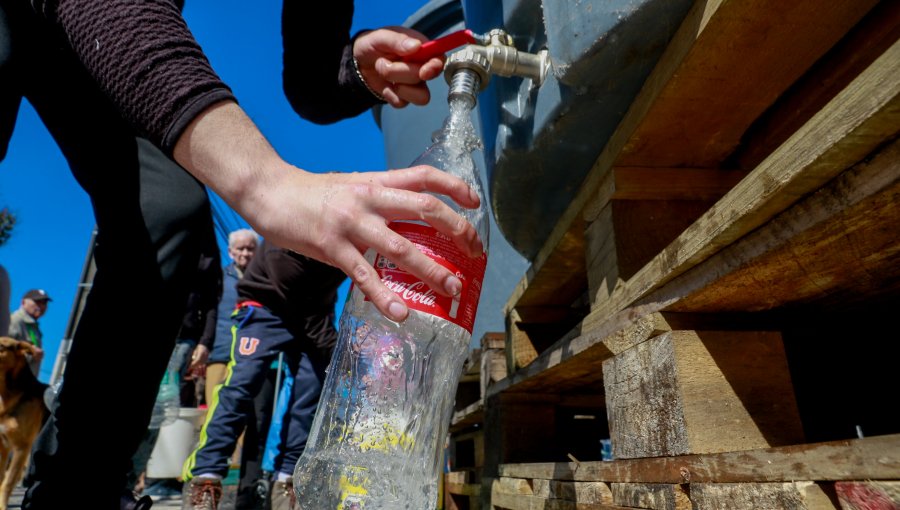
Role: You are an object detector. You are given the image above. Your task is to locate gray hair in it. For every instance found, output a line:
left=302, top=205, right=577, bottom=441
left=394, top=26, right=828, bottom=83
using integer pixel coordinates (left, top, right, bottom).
left=228, top=228, right=259, bottom=247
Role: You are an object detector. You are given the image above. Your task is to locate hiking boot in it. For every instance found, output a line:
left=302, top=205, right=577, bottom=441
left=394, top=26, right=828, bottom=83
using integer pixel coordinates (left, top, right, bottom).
left=270, top=480, right=296, bottom=510
left=182, top=477, right=222, bottom=510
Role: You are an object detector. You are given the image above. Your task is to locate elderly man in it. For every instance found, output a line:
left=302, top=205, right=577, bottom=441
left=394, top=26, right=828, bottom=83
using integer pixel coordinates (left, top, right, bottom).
left=8, top=288, right=51, bottom=376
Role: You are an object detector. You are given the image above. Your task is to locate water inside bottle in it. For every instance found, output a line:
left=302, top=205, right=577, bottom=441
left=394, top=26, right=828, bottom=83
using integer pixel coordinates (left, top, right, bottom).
left=295, top=97, right=487, bottom=509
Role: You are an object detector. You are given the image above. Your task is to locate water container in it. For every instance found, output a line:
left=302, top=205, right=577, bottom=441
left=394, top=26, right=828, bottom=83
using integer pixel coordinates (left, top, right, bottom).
left=145, top=407, right=206, bottom=479
left=462, top=0, right=695, bottom=259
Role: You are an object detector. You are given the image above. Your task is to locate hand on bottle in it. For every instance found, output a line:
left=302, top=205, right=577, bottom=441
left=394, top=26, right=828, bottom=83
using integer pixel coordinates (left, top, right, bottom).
left=353, top=27, right=445, bottom=108
left=175, top=102, right=483, bottom=323
left=255, top=166, right=484, bottom=323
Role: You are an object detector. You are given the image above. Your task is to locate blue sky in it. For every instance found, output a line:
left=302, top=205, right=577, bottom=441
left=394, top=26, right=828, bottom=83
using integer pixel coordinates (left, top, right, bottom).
left=0, top=0, right=433, bottom=383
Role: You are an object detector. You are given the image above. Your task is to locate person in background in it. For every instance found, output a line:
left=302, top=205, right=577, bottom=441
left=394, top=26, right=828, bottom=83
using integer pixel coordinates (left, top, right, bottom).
left=8, top=288, right=50, bottom=376
left=189, top=228, right=266, bottom=509
left=191, top=229, right=259, bottom=406
left=182, top=240, right=346, bottom=510
left=1, top=1, right=481, bottom=508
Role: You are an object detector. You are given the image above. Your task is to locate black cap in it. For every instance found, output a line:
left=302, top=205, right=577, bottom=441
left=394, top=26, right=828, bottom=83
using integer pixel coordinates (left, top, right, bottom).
left=23, top=289, right=52, bottom=302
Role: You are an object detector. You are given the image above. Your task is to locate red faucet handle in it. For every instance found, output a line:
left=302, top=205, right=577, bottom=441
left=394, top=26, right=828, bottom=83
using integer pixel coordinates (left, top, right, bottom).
left=404, top=29, right=478, bottom=63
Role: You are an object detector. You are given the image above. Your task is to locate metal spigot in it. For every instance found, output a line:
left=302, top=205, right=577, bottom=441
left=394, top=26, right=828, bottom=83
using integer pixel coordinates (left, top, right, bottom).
left=443, top=28, right=551, bottom=94
left=445, top=49, right=490, bottom=106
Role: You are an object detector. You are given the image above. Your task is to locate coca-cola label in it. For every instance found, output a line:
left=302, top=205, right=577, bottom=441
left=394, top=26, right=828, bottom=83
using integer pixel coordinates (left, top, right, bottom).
left=368, top=222, right=486, bottom=333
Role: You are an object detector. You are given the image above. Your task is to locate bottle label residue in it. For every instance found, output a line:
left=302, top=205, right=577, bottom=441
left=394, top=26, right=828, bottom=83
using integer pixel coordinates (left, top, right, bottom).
left=369, top=222, right=486, bottom=333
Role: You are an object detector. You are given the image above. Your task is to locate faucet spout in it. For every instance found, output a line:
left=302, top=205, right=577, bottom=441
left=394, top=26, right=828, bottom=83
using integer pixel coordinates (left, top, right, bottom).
left=443, top=28, right=550, bottom=93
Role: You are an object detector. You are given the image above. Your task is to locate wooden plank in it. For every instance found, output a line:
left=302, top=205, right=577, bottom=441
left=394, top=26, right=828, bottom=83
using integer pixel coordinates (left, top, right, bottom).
left=481, top=340, right=507, bottom=400
left=835, top=481, right=900, bottom=510
left=532, top=480, right=614, bottom=504
left=446, top=482, right=482, bottom=497
left=658, top=137, right=900, bottom=313
left=603, top=331, right=803, bottom=459
left=611, top=483, right=691, bottom=510
left=451, top=399, right=484, bottom=432
left=487, top=312, right=673, bottom=397
left=733, top=0, right=900, bottom=169
left=603, top=167, right=747, bottom=202
left=617, top=0, right=878, bottom=168
left=691, top=482, right=838, bottom=510
left=498, top=434, right=900, bottom=483
left=491, top=491, right=632, bottom=510
left=585, top=34, right=900, bottom=332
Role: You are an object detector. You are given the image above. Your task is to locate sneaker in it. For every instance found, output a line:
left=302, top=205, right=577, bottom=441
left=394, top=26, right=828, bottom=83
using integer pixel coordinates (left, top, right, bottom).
left=270, top=480, right=296, bottom=510
left=182, top=477, right=223, bottom=510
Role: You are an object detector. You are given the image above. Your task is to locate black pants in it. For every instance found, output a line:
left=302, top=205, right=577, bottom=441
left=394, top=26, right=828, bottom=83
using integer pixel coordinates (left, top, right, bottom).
left=1, top=2, right=216, bottom=508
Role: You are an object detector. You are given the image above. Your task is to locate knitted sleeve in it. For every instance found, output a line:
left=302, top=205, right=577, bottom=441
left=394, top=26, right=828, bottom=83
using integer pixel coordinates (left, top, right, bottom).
left=281, top=0, right=380, bottom=124
left=30, top=0, right=235, bottom=154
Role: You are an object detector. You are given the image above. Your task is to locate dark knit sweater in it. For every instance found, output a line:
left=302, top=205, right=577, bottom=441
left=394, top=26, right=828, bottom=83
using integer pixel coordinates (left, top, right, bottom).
left=23, top=0, right=379, bottom=154
left=237, top=240, right=347, bottom=346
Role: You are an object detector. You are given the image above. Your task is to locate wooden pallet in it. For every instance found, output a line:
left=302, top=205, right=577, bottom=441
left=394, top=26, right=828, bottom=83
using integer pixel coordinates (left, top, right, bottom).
left=482, top=0, right=900, bottom=508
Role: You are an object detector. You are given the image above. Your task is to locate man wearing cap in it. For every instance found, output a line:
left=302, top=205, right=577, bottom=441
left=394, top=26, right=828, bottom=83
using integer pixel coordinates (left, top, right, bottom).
left=8, top=288, right=51, bottom=376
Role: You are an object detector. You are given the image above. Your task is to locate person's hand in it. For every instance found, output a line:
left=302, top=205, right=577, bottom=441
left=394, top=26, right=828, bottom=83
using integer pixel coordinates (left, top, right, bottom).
left=32, top=346, right=44, bottom=365
left=353, top=27, right=446, bottom=108
left=189, top=344, right=209, bottom=373
left=175, top=102, right=483, bottom=323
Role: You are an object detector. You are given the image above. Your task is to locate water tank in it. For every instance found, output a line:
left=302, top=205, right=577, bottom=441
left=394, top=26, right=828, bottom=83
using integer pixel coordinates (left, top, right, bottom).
left=462, top=0, right=695, bottom=259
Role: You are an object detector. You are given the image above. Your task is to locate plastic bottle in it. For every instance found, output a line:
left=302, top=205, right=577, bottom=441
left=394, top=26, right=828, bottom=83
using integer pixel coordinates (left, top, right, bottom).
left=294, top=88, right=489, bottom=509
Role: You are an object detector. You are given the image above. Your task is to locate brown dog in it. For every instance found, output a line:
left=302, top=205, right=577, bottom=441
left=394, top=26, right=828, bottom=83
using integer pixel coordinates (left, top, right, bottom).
left=0, top=336, right=49, bottom=509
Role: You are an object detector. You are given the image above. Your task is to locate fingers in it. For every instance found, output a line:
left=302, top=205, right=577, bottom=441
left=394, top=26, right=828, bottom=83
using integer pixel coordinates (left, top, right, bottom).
left=333, top=248, right=410, bottom=322
left=375, top=166, right=482, bottom=210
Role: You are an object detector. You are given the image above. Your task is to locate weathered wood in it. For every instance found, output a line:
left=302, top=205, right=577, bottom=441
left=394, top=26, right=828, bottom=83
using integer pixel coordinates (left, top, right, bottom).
left=733, top=0, right=900, bottom=169
left=487, top=312, right=673, bottom=397
left=505, top=0, right=878, bottom=334
left=491, top=491, right=630, bottom=510
left=585, top=199, right=715, bottom=306
left=603, top=330, right=803, bottom=458
left=483, top=394, right=559, bottom=479
left=611, top=483, right=691, bottom=510
left=690, top=482, right=839, bottom=510
left=835, top=481, right=900, bottom=510
left=657, top=138, right=900, bottom=313
left=532, top=480, right=614, bottom=504
left=585, top=34, right=900, bottom=331
left=506, top=308, right=539, bottom=373
left=498, top=434, right=900, bottom=483
left=450, top=399, right=484, bottom=432
left=618, top=0, right=878, bottom=168
left=446, top=482, right=482, bottom=497
left=481, top=335, right=507, bottom=400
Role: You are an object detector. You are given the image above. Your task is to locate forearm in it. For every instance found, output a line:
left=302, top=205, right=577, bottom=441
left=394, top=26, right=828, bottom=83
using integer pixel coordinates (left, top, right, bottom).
left=281, top=0, right=378, bottom=123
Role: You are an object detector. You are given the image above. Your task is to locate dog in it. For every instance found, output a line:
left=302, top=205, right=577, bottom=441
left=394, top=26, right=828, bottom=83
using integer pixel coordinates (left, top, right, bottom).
left=0, top=336, right=49, bottom=510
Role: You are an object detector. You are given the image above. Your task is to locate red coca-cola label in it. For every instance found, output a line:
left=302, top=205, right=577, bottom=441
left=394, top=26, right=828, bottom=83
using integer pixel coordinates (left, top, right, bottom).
left=368, top=222, right=486, bottom=333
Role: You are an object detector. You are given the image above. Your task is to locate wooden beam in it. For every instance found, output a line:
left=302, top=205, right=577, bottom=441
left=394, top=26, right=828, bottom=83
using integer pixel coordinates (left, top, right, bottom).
left=487, top=312, right=673, bottom=397
left=661, top=137, right=900, bottom=313
left=604, top=331, right=803, bottom=458
left=585, top=34, right=900, bottom=331
left=691, top=482, right=838, bottom=509
left=498, top=434, right=900, bottom=483
left=733, top=0, right=900, bottom=169
left=611, top=483, right=691, bottom=510
left=617, top=0, right=878, bottom=168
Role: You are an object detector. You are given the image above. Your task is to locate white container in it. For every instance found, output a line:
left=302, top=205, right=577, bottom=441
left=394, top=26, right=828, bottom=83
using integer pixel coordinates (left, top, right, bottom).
left=146, top=407, right=206, bottom=478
